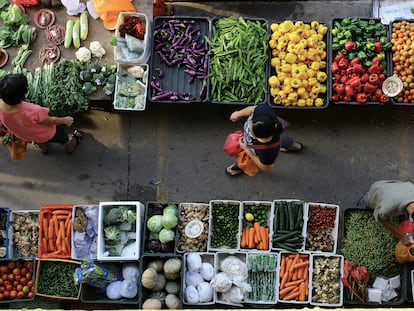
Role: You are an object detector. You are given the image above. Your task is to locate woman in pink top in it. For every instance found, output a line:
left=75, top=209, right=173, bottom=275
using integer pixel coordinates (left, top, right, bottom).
left=0, top=73, right=82, bottom=155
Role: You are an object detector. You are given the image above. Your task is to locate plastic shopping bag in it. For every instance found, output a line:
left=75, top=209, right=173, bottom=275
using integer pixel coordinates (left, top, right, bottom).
left=223, top=130, right=243, bottom=156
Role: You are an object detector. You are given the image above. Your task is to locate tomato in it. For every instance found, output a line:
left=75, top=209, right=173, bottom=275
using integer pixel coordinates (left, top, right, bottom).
left=9, top=290, right=17, bottom=299
left=7, top=262, right=15, bottom=270
left=15, top=261, right=23, bottom=269
left=0, top=286, right=4, bottom=292
left=23, top=262, right=33, bottom=270
left=12, top=268, right=20, bottom=276
left=0, top=293, right=4, bottom=300
left=25, top=273, right=32, bottom=280
left=5, top=284, right=12, bottom=291
left=20, top=268, right=27, bottom=276
left=27, top=291, right=33, bottom=299
left=3, top=290, right=10, bottom=298
left=0, top=266, right=8, bottom=274
left=16, top=291, right=24, bottom=299
left=22, top=285, right=29, bottom=294
left=27, top=280, right=33, bottom=288
left=1, top=274, right=8, bottom=281
left=12, top=280, right=18, bottom=287
left=19, top=277, right=27, bottom=286
left=14, top=275, right=21, bottom=282
left=7, top=274, right=14, bottom=281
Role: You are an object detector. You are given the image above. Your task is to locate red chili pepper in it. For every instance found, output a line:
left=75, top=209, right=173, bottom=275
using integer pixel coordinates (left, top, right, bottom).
left=338, top=58, right=349, bottom=69
left=369, top=73, right=380, bottom=85
left=331, top=61, right=340, bottom=74
left=344, top=41, right=356, bottom=51
left=368, top=64, right=381, bottom=74
left=363, top=82, right=376, bottom=93
left=350, top=57, right=360, bottom=65
left=347, top=76, right=361, bottom=88
left=360, top=73, right=369, bottom=83
left=345, top=85, right=354, bottom=96
left=356, top=93, right=368, bottom=103
left=373, top=42, right=382, bottom=53
left=333, top=83, right=346, bottom=94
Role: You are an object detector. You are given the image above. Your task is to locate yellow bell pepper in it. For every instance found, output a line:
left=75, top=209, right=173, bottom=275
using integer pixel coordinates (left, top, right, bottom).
left=279, top=20, right=294, bottom=33
left=295, top=20, right=304, bottom=28
left=291, top=79, right=302, bottom=88
left=288, top=32, right=301, bottom=44
left=319, top=84, right=327, bottom=93
left=307, top=34, right=319, bottom=48
left=287, top=92, right=298, bottom=101
left=297, top=98, right=306, bottom=107
left=307, top=48, right=319, bottom=61
left=316, top=71, right=327, bottom=82
left=273, top=94, right=282, bottom=105
left=270, top=57, right=280, bottom=68
left=310, top=61, right=320, bottom=71
left=270, top=23, right=279, bottom=33
left=311, top=21, right=319, bottom=30
left=270, top=87, right=280, bottom=97
left=307, top=70, right=317, bottom=79
left=285, top=52, right=297, bottom=64
left=301, top=79, right=309, bottom=89
left=269, top=39, right=277, bottom=50
left=283, top=85, right=293, bottom=94
left=268, top=76, right=280, bottom=88
left=297, top=87, right=306, bottom=96
left=308, top=77, right=318, bottom=86
left=315, top=98, right=324, bottom=107
left=319, top=60, right=327, bottom=69
left=278, top=90, right=287, bottom=100
left=318, top=24, right=328, bottom=35
left=281, top=63, right=291, bottom=73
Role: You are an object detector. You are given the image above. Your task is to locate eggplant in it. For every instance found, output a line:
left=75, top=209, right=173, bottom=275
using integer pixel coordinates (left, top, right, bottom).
left=147, top=239, right=161, bottom=252
left=152, top=90, right=174, bottom=100
left=160, top=241, right=175, bottom=252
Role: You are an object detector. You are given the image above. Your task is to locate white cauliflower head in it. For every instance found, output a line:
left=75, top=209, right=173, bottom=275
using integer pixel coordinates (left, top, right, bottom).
left=75, top=47, right=91, bottom=63
left=89, top=41, right=106, bottom=58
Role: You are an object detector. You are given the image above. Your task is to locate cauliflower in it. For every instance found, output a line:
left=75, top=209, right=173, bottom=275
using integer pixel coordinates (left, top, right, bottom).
left=90, top=41, right=106, bottom=58
left=75, top=47, right=91, bottom=63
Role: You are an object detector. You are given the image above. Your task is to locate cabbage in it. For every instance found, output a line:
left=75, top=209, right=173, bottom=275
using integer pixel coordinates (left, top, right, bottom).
left=147, top=215, right=163, bottom=233
left=161, top=213, right=178, bottom=230
left=159, top=228, right=175, bottom=243
left=163, top=204, right=178, bottom=216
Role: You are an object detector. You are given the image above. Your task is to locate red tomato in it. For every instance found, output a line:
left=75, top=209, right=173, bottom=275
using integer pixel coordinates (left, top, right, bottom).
left=14, top=275, right=21, bottom=282
left=1, top=274, right=7, bottom=281
left=9, top=290, right=17, bottom=299
left=5, top=284, right=12, bottom=291
left=0, top=266, right=8, bottom=274
left=7, top=262, right=15, bottom=270
left=3, top=290, right=10, bottom=298
left=23, top=262, right=33, bottom=270
left=20, top=268, right=27, bottom=276
left=19, top=277, right=27, bottom=286
left=7, top=274, right=14, bottom=281
left=12, top=280, right=18, bottom=287
left=12, top=268, right=20, bottom=276
left=16, top=291, right=24, bottom=299
left=27, top=280, right=33, bottom=288
left=0, top=293, right=4, bottom=300
left=27, top=291, right=33, bottom=299
left=0, top=286, right=5, bottom=292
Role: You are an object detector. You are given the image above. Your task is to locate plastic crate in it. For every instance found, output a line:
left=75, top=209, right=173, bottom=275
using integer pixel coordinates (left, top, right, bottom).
left=328, top=17, right=392, bottom=105
left=271, top=200, right=306, bottom=252
left=140, top=254, right=183, bottom=309
left=183, top=252, right=216, bottom=305
left=209, top=17, right=269, bottom=106
left=277, top=251, right=310, bottom=305
left=97, top=201, right=144, bottom=261
left=0, top=207, right=10, bottom=259
left=176, top=202, right=210, bottom=253
left=239, top=201, right=272, bottom=251
left=267, top=20, right=330, bottom=109
left=113, top=63, right=148, bottom=111
left=304, top=202, right=339, bottom=254
left=142, top=202, right=179, bottom=255
left=114, top=12, right=150, bottom=65
left=0, top=258, right=36, bottom=303
left=38, top=204, right=74, bottom=259
left=245, top=252, right=279, bottom=306
left=214, top=251, right=247, bottom=307
left=35, top=258, right=82, bottom=300
left=389, top=19, right=414, bottom=106
left=71, top=205, right=98, bottom=260
left=149, top=16, right=210, bottom=104
left=8, top=210, right=37, bottom=258
left=309, top=253, right=344, bottom=307
left=208, top=200, right=241, bottom=252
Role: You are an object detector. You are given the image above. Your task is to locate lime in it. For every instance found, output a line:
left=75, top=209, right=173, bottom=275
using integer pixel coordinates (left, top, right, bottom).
left=245, top=213, right=254, bottom=221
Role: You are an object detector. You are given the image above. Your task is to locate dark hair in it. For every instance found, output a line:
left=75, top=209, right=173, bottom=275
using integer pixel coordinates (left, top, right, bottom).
left=0, top=73, right=28, bottom=105
left=252, top=113, right=283, bottom=138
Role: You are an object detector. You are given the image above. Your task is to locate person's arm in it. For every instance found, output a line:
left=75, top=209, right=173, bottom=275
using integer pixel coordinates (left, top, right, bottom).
left=229, top=106, right=256, bottom=122
left=381, top=219, right=411, bottom=245
left=239, top=137, right=274, bottom=172
left=41, top=116, right=74, bottom=127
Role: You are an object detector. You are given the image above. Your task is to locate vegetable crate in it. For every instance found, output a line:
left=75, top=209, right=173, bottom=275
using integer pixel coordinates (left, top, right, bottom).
left=143, top=202, right=179, bottom=255
left=0, top=207, right=10, bottom=259
left=271, top=200, right=306, bottom=252
left=149, top=16, right=210, bottom=104
left=328, top=17, right=392, bottom=105
left=139, top=254, right=183, bottom=309
left=304, top=202, right=339, bottom=254
left=183, top=252, right=216, bottom=305
left=35, top=258, right=82, bottom=300
left=8, top=210, right=39, bottom=259
left=113, top=64, right=148, bottom=111
left=239, top=201, right=272, bottom=251
left=214, top=251, right=248, bottom=307
left=0, top=258, right=36, bottom=303
left=340, top=207, right=407, bottom=306
left=38, top=204, right=74, bottom=259
left=80, top=261, right=140, bottom=305
left=389, top=19, right=414, bottom=106
left=176, top=202, right=210, bottom=253
left=267, top=20, right=330, bottom=109
left=71, top=205, right=98, bottom=260
left=245, top=252, right=279, bottom=306
left=97, top=201, right=144, bottom=261
left=114, top=12, right=151, bottom=65
left=277, top=251, right=311, bottom=305
left=208, top=200, right=242, bottom=252
left=309, top=253, right=344, bottom=307
left=209, top=17, right=270, bottom=106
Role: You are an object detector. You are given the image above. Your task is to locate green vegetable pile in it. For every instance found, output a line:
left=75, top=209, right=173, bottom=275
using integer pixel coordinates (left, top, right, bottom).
left=208, top=16, right=270, bottom=104
left=210, top=201, right=239, bottom=249
left=37, top=260, right=80, bottom=298
left=247, top=253, right=278, bottom=303
left=341, top=209, right=401, bottom=280
left=79, top=63, right=116, bottom=96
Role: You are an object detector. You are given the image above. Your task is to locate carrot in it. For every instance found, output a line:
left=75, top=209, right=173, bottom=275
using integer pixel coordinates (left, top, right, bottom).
left=280, top=266, right=289, bottom=289
left=56, top=215, right=69, bottom=221
left=253, top=222, right=262, bottom=242
left=52, top=209, right=71, bottom=216
left=297, top=264, right=304, bottom=280
left=48, top=238, right=55, bottom=252
left=298, top=281, right=307, bottom=301
left=253, top=230, right=260, bottom=245
left=285, top=279, right=304, bottom=288
left=283, top=288, right=300, bottom=301
left=51, top=215, right=59, bottom=237
left=248, top=227, right=255, bottom=248
left=56, top=224, right=62, bottom=247
left=292, top=260, right=309, bottom=271
left=65, top=218, right=72, bottom=239
left=280, top=255, right=286, bottom=277
left=292, top=267, right=298, bottom=281
left=241, top=227, right=248, bottom=248
left=303, top=265, right=309, bottom=281
left=64, top=237, right=70, bottom=254
left=289, top=253, right=300, bottom=273
left=278, top=285, right=297, bottom=298
left=41, top=237, right=47, bottom=252
left=263, top=227, right=269, bottom=249
left=43, top=216, right=49, bottom=238
left=47, top=217, right=54, bottom=239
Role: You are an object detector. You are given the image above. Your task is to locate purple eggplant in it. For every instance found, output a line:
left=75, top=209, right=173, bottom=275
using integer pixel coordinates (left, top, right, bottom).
left=152, top=90, right=174, bottom=100
left=147, top=239, right=161, bottom=252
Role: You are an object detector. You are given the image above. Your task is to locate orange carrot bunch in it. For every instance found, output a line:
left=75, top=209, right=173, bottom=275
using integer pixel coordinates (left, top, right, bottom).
left=278, top=253, right=309, bottom=302
left=240, top=221, right=269, bottom=250
left=39, top=205, right=73, bottom=258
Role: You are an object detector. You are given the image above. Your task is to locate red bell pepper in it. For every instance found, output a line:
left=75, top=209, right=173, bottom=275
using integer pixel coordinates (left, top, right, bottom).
left=373, top=42, right=382, bottom=53
left=331, top=94, right=343, bottom=101
left=350, top=57, right=360, bottom=65
left=334, top=52, right=345, bottom=63
left=340, top=74, right=349, bottom=84
left=347, top=76, right=361, bottom=88
left=345, top=85, right=354, bottom=96
left=344, top=41, right=356, bottom=51
left=371, top=56, right=382, bottom=66
left=379, top=94, right=389, bottom=103
left=338, top=58, right=349, bottom=70
left=333, top=83, right=345, bottom=94
left=368, top=63, right=381, bottom=74
left=347, top=63, right=365, bottom=74
left=356, top=93, right=368, bottom=103
left=368, top=73, right=380, bottom=85
left=363, top=82, right=376, bottom=93
left=342, top=95, right=352, bottom=102
left=360, top=73, right=369, bottom=83
left=331, top=61, right=340, bottom=74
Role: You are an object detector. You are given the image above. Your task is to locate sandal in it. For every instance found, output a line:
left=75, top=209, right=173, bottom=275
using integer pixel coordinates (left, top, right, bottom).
left=65, top=130, right=83, bottom=154
left=281, top=142, right=304, bottom=153
left=34, top=143, right=48, bottom=155
left=225, top=164, right=243, bottom=177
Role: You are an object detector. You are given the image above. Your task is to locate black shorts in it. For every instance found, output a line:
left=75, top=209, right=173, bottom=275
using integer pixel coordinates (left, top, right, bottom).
left=48, top=125, right=69, bottom=144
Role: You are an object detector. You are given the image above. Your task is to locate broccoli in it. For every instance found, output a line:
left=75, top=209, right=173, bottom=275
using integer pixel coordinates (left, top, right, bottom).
left=93, top=72, right=106, bottom=86
left=88, top=63, right=101, bottom=74
left=106, top=244, right=123, bottom=256
left=82, top=82, right=97, bottom=95
left=104, top=225, right=121, bottom=241
left=104, top=206, right=136, bottom=225
left=80, top=70, right=93, bottom=82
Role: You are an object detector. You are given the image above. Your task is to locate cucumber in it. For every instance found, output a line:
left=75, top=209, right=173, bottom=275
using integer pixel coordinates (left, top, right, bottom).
left=272, top=230, right=298, bottom=242
left=72, top=19, right=81, bottom=49
left=288, top=202, right=295, bottom=231
left=80, top=11, right=88, bottom=41
left=64, top=19, right=74, bottom=49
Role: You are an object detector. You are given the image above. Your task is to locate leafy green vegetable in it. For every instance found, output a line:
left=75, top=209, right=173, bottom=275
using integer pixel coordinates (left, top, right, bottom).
left=104, top=225, right=121, bottom=241
left=147, top=215, right=163, bottom=233
left=161, top=213, right=178, bottom=230
left=1, top=4, right=29, bottom=27
left=104, top=205, right=136, bottom=226
left=0, top=26, right=15, bottom=48
left=159, top=228, right=175, bottom=244
left=82, top=81, right=97, bottom=95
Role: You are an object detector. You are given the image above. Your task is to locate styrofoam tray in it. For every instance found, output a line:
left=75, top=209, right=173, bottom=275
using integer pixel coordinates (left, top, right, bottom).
left=208, top=200, right=241, bottom=252
left=8, top=210, right=39, bottom=258
left=304, top=202, right=339, bottom=254
left=183, top=252, right=216, bottom=305
left=309, top=253, right=344, bottom=307
left=71, top=205, right=98, bottom=260
left=97, top=201, right=144, bottom=261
